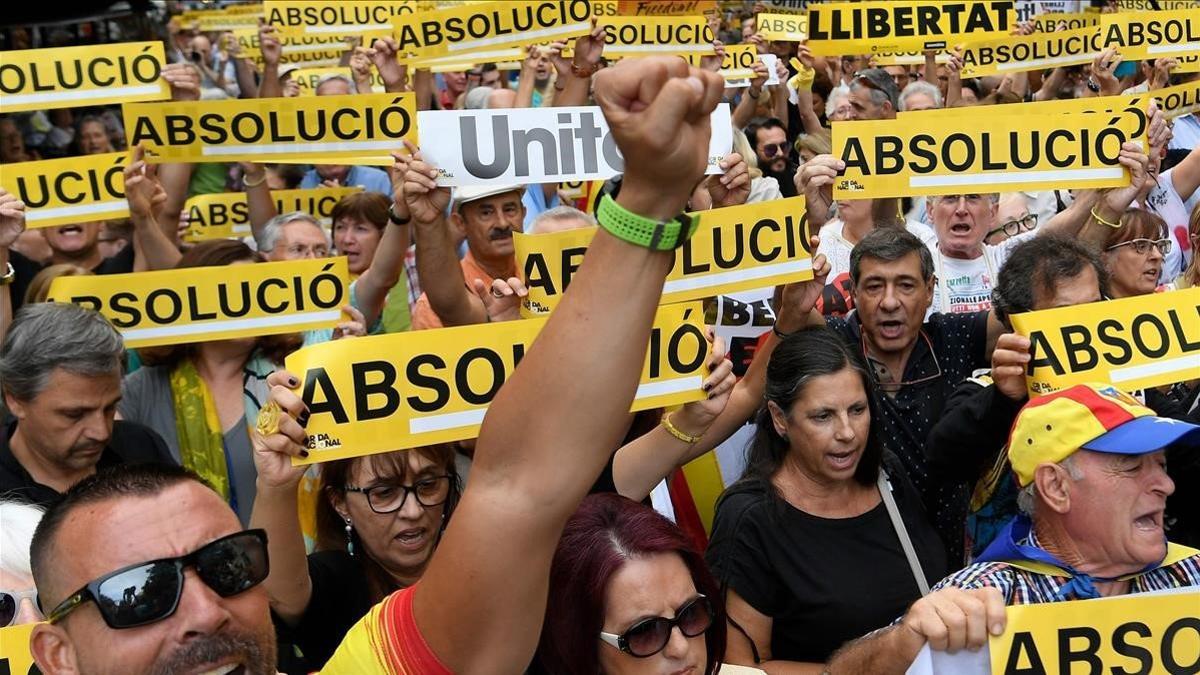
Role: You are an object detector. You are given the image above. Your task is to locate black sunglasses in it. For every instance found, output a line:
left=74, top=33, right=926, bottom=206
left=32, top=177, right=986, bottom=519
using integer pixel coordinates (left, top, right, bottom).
left=760, top=142, right=788, bottom=158
left=46, top=529, right=269, bottom=629
left=599, top=595, right=714, bottom=658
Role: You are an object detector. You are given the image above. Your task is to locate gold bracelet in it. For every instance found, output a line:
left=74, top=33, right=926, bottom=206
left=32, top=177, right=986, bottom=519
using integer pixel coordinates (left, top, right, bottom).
left=1090, top=206, right=1121, bottom=229
left=243, top=172, right=268, bottom=188
left=662, top=413, right=702, bottom=444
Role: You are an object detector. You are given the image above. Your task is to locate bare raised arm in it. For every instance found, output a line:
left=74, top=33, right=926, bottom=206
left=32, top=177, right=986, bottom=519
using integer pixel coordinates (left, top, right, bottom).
left=412, top=57, right=727, bottom=674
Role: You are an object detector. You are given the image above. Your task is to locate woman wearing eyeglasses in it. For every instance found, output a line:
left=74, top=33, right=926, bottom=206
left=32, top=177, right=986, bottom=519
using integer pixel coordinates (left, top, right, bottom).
left=706, top=329, right=946, bottom=671
left=1100, top=208, right=1172, bottom=298
left=535, top=493, right=726, bottom=675
left=249, top=442, right=460, bottom=671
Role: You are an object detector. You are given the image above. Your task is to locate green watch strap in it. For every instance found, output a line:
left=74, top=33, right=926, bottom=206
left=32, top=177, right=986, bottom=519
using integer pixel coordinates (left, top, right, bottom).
left=596, top=194, right=697, bottom=250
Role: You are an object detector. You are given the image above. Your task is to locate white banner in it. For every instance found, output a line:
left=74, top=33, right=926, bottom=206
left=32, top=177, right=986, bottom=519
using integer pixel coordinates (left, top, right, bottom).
left=416, top=104, right=733, bottom=186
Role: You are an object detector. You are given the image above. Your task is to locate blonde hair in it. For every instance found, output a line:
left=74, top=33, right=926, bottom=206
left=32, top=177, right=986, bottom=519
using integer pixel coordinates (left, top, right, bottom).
left=794, top=130, right=832, bottom=158
left=24, top=264, right=90, bottom=305
left=731, top=128, right=763, bottom=180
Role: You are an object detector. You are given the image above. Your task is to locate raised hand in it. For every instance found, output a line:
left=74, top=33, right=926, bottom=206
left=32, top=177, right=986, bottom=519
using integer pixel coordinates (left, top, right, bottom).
left=775, top=236, right=830, bottom=332
left=1089, top=46, right=1122, bottom=96
left=573, top=19, right=607, bottom=70
left=162, top=62, right=200, bottom=102
left=332, top=305, right=367, bottom=339
left=124, top=146, right=167, bottom=222
left=349, top=46, right=374, bottom=92
left=259, top=20, right=282, bottom=68
left=368, top=37, right=408, bottom=91
left=668, top=333, right=736, bottom=436
left=705, top=153, right=751, bottom=209
left=991, top=332, right=1031, bottom=402
left=472, top=277, right=528, bottom=323
left=0, top=189, right=27, bottom=250
left=388, top=140, right=417, bottom=220
left=403, top=145, right=452, bottom=224
left=592, top=56, right=725, bottom=218
left=250, top=369, right=310, bottom=488
left=796, top=153, right=843, bottom=227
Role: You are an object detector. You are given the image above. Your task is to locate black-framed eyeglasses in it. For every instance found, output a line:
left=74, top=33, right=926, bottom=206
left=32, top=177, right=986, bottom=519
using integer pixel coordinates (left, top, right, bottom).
left=46, top=529, right=268, bottom=629
left=599, top=595, right=713, bottom=658
left=760, top=142, right=788, bottom=158
left=1, top=589, right=38, bottom=627
left=344, top=475, right=452, bottom=514
left=987, top=213, right=1038, bottom=239
left=1106, top=238, right=1172, bottom=256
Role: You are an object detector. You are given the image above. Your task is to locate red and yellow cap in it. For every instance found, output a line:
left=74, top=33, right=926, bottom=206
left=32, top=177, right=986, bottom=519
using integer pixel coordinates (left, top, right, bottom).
left=1008, top=383, right=1200, bottom=487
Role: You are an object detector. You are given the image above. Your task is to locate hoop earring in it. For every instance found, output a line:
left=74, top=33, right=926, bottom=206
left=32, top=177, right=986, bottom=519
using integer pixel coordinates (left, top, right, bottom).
left=344, top=517, right=355, bottom=557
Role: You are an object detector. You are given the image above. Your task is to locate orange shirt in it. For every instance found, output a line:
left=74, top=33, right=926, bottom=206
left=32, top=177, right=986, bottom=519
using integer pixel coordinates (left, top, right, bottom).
left=320, top=585, right=451, bottom=674
left=411, top=252, right=496, bottom=330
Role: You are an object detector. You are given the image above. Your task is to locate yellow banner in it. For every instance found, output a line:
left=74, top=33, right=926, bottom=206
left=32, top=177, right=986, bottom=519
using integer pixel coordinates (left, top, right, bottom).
left=183, top=186, right=362, bottom=242
left=123, top=93, right=417, bottom=164
left=0, top=152, right=128, bottom=229
left=559, top=179, right=588, bottom=199
left=895, top=88, right=1166, bottom=125
left=872, top=49, right=952, bottom=66
left=515, top=197, right=811, bottom=317
left=1116, top=0, right=1199, bottom=10
left=1010, top=289, right=1200, bottom=397
left=1100, top=9, right=1200, bottom=60
left=756, top=12, right=808, bottom=41
left=47, top=258, right=350, bottom=349
left=683, top=43, right=758, bottom=79
left=406, top=46, right=527, bottom=70
left=0, top=622, right=37, bottom=675
left=266, top=1, right=418, bottom=37
left=286, top=301, right=710, bottom=463
left=0, top=42, right=169, bottom=113
left=990, top=591, right=1200, bottom=673
left=392, top=0, right=593, bottom=60
left=617, top=0, right=717, bottom=15
left=1154, top=80, right=1200, bottom=120
left=832, top=110, right=1143, bottom=200
left=1030, top=11, right=1099, bottom=33
left=959, top=26, right=1104, bottom=78
left=1180, top=52, right=1200, bottom=72
left=806, top=0, right=1017, bottom=56
left=232, top=27, right=347, bottom=60
left=590, top=16, right=715, bottom=57
left=181, top=4, right=263, bottom=32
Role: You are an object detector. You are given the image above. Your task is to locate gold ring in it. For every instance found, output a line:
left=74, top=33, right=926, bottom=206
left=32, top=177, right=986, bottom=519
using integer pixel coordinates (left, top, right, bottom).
left=256, top=400, right=282, bottom=437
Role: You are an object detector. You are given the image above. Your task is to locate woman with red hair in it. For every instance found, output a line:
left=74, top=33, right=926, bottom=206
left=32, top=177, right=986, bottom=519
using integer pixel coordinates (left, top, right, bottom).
left=536, top=493, right=727, bottom=675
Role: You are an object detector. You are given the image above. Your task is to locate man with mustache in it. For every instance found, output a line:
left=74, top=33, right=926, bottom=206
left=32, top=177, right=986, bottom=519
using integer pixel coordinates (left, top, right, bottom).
left=410, top=185, right=526, bottom=329
left=28, top=464, right=278, bottom=675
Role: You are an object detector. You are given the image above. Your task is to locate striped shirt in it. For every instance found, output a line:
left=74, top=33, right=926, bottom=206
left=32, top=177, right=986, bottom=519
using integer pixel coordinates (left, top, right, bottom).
left=931, top=531, right=1200, bottom=605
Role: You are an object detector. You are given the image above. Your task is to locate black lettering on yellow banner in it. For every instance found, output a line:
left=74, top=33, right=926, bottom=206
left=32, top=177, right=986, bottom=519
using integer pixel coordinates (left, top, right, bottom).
left=683, top=44, right=758, bottom=79
left=590, top=16, right=716, bottom=57
left=0, top=42, right=169, bottom=113
left=0, top=152, right=128, bottom=229
left=755, top=12, right=808, bottom=41
left=392, top=0, right=593, bottom=60
left=0, top=623, right=36, bottom=675
left=989, top=591, right=1200, bottom=673
left=617, top=0, right=717, bottom=15
left=806, top=1, right=1016, bottom=56
left=1100, top=9, right=1200, bottom=60
left=289, top=67, right=386, bottom=95
left=959, top=26, right=1104, bottom=78
left=286, top=301, right=709, bottom=463
left=181, top=5, right=261, bottom=32
left=592, top=0, right=622, bottom=17
left=183, top=186, right=362, bottom=242
left=1116, top=0, right=1199, bottom=14
left=515, top=197, right=811, bottom=317
left=832, top=110, right=1143, bottom=200
left=559, top=180, right=587, bottom=199
left=266, top=1, right=416, bottom=37
left=47, top=257, right=350, bottom=349
left=1030, top=11, right=1098, bottom=33
left=1153, top=80, right=1200, bottom=120
left=1011, top=289, right=1200, bottom=396
left=1178, top=51, right=1200, bottom=72
left=233, top=28, right=347, bottom=61
left=124, top=92, right=417, bottom=163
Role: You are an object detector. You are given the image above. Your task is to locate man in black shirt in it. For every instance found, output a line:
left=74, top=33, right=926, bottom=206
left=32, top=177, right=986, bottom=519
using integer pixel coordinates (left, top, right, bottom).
left=747, top=118, right=799, bottom=199
left=0, top=302, right=173, bottom=506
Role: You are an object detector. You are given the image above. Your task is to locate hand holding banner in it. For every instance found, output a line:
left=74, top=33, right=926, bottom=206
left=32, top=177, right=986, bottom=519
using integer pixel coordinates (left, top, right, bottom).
left=1010, top=289, right=1200, bottom=397
left=47, top=258, right=351, bottom=349
left=285, top=302, right=710, bottom=463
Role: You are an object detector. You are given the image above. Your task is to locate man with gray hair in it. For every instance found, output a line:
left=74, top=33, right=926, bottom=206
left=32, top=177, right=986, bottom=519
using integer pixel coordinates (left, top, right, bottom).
left=0, top=303, right=172, bottom=506
left=846, top=68, right=899, bottom=121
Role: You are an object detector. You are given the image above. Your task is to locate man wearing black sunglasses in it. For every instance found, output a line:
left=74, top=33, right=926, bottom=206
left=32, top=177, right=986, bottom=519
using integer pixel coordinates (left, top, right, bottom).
left=747, top=118, right=798, bottom=198
left=28, top=464, right=278, bottom=675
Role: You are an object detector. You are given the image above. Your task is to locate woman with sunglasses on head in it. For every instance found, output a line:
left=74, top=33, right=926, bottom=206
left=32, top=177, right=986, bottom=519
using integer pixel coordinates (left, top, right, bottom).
left=249, top=444, right=460, bottom=671
left=706, top=329, right=946, bottom=672
left=0, top=500, right=44, bottom=628
left=1100, top=208, right=1173, bottom=298
left=535, top=493, right=726, bottom=675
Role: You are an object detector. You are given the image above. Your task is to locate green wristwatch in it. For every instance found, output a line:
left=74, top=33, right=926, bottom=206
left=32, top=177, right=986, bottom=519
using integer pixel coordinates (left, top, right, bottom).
left=596, top=194, right=697, bottom=251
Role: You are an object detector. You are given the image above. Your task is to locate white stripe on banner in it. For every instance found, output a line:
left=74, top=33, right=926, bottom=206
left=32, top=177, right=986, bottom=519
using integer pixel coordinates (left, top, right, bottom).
left=202, top=140, right=403, bottom=156
left=1110, top=354, right=1200, bottom=383
left=910, top=168, right=1123, bottom=188
left=121, top=310, right=341, bottom=341
left=26, top=201, right=127, bottom=222
left=2, top=84, right=162, bottom=106
left=663, top=259, right=813, bottom=295
left=447, top=22, right=591, bottom=51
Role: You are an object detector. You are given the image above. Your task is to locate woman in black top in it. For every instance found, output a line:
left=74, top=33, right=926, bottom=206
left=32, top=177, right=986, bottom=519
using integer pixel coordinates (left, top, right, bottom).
left=706, top=329, right=946, bottom=669
left=249, top=440, right=460, bottom=672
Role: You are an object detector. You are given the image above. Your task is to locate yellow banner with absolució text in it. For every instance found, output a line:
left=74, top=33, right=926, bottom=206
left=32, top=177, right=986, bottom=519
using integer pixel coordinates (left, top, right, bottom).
left=514, top=197, right=812, bottom=317
left=0, top=42, right=170, bottom=113
left=122, top=93, right=417, bottom=164
left=1010, top=289, right=1200, bottom=397
left=47, top=257, right=350, bottom=349
left=391, top=0, right=593, bottom=60
left=0, top=152, right=129, bottom=229
left=183, top=186, right=363, bottom=242
left=285, top=301, right=710, bottom=463
left=832, top=109, right=1144, bottom=200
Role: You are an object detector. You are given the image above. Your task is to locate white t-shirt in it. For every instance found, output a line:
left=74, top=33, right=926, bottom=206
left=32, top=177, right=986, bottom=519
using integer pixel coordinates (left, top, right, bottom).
left=930, top=230, right=1037, bottom=314
left=1144, top=168, right=1188, bottom=281
left=1168, top=114, right=1198, bottom=152
left=815, top=218, right=938, bottom=316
